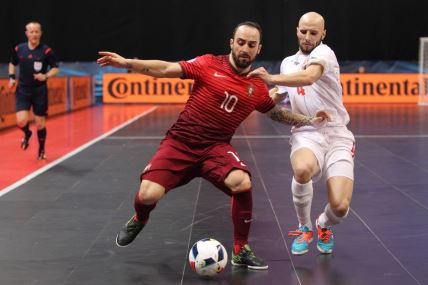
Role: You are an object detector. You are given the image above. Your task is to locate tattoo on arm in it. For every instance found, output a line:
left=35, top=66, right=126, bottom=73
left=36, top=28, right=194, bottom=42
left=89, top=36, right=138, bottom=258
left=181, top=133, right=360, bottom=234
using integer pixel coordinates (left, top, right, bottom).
left=269, top=107, right=312, bottom=127
left=126, top=61, right=149, bottom=73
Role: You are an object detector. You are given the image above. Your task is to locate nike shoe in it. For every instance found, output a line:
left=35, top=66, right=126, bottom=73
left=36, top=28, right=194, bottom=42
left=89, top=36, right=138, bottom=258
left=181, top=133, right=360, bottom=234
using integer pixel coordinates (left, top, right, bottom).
left=231, top=244, right=268, bottom=270
left=316, top=219, right=334, bottom=254
left=288, top=226, right=314, bottom=255
left=116, top=215, right=145, bottom=247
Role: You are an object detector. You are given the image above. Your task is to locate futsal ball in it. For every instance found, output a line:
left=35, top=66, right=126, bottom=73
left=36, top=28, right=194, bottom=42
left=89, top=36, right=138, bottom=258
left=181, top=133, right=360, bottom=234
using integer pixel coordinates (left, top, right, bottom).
left=188, top=238, right=228, bottom=277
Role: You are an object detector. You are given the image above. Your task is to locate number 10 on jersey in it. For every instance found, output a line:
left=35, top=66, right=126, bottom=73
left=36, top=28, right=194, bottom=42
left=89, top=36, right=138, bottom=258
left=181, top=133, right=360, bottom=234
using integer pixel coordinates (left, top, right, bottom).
left=221, top=91, right=238, bottom=113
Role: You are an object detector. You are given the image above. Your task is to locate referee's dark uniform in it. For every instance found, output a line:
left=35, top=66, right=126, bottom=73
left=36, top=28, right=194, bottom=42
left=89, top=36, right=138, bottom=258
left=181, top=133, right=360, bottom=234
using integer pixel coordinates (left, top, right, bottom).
left=10, top=42, right=59, bottom=159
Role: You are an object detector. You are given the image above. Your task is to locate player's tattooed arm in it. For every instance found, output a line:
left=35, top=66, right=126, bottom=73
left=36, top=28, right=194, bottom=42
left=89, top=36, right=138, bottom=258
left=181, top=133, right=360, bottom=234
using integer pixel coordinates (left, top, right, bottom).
left=126, top=61, right=149, bottom=73
left=97, top=52, right=182, bottom=78
left=266, top=105, right=330, bottom=127
left=267, top=105, right=312, bottom=127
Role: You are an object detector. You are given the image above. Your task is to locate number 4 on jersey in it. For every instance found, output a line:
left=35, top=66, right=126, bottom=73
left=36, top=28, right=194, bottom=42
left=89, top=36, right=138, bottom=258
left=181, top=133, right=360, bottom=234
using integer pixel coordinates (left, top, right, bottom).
left=297, top=86, right=305, bottom=96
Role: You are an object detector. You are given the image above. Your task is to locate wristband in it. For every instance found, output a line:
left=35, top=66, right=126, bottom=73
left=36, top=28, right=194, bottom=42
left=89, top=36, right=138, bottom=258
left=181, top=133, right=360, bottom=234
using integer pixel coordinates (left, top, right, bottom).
left=9, top=74, right=16, bottom=80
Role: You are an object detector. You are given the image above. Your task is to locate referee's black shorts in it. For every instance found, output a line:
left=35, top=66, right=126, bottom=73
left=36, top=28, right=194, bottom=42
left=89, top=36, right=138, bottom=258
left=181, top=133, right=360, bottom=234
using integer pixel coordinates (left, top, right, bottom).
left=16, top=84, right=48, bottom=116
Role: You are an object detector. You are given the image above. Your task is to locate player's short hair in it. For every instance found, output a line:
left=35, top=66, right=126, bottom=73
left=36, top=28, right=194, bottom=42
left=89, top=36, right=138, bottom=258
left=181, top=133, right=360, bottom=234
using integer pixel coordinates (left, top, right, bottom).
left=232, top=21, right=262, bottom=43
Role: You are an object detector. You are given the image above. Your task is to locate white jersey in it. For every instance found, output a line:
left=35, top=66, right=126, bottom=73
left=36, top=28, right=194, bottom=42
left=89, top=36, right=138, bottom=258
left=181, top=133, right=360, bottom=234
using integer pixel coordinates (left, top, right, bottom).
left=278, top=43, right=349, bottom=131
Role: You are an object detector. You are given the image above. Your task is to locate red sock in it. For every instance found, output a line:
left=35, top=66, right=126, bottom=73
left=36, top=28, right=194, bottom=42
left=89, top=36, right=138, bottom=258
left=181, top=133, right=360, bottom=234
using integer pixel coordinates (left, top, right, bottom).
left=231, top=190, right=252, bottom=254
left=134, top=192, right=156, bottom=224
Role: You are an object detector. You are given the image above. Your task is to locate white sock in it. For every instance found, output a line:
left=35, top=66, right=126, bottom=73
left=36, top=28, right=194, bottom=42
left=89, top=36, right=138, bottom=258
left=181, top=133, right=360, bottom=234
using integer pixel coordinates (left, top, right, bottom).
left=318, top=204, right=349, bottom=228
left=292, top=177, right=313, bottom=230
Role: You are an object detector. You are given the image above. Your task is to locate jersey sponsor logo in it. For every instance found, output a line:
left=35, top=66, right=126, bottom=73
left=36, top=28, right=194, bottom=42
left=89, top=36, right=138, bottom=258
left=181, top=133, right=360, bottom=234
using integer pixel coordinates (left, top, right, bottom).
left=214, top=72, right=226, bottom=78
left=34, top=61, right=43, bottom=72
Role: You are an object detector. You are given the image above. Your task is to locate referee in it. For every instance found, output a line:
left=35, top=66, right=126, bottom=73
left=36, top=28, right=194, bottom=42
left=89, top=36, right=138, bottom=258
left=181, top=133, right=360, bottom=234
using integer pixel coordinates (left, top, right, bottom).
left=8, top=21, right=59, bottom=160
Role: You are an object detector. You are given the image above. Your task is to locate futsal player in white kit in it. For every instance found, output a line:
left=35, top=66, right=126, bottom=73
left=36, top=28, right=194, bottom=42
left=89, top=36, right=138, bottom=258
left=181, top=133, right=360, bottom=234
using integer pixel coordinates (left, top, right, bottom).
left=249, top=11, right=355, bottom=255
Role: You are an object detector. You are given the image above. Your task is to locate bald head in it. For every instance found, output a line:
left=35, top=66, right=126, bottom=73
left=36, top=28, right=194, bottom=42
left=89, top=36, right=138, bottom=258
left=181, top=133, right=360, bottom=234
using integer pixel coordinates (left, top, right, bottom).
left=296, top=12, right=326, bottom=54
left=298, top=12, right=325, bottom=30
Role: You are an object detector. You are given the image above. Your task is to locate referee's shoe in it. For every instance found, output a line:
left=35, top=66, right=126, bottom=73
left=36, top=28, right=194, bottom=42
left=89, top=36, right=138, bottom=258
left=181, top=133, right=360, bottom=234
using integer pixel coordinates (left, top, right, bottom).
left=21, top=131, right=32, bottom=150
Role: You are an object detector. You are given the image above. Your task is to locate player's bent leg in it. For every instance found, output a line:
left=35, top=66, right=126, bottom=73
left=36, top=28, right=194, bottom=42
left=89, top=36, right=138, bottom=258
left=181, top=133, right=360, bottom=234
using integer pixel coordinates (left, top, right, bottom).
left=226, top=170, right=268, bottom=270
left=116, top=180, right=165, bottom=247
left=316, top=175, right=353, bottom=254
left=289, top=149, right=319, bottom=255
left=289, top=177, right=314, bottom=255
left=291, top=148, right=319, bottom=184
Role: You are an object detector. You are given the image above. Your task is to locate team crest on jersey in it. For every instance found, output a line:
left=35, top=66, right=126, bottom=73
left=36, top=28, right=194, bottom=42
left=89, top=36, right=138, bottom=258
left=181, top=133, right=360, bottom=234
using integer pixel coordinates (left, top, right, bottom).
left=247, top=84, right=254, bottom=97
left=34, top=61, right=43, bottom=72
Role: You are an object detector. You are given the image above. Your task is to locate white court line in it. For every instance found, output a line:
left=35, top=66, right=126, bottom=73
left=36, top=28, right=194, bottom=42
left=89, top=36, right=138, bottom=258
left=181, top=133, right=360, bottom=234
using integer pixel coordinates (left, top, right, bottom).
left=350, top=208, right=422, bottom=285
left=106, top=134, right=428, bottom=140
left=180, top=178, right=202, bottom=285
left=0, top=106, right=158, bottom=198
left=240, top=125, right=302, bottom=284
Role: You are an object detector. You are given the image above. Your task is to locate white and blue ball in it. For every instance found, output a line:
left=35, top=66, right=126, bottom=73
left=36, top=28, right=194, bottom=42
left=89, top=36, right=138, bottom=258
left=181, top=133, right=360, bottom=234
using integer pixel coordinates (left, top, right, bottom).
left=188, top=238, right=228, bottom=276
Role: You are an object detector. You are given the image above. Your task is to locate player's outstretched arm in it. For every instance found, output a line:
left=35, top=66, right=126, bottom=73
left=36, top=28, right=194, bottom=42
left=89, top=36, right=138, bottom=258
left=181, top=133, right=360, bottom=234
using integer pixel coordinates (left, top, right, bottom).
left=266, top=105, right=329, bottom=127
left=248, top=65, right=323, bottom=87
left=97, top=51, right=183, bottom=78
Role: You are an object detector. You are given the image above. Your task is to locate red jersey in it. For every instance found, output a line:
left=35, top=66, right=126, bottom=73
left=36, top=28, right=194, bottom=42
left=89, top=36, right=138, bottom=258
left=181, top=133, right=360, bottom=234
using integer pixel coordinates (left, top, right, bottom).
left=167, top=54, right=275, bottom=144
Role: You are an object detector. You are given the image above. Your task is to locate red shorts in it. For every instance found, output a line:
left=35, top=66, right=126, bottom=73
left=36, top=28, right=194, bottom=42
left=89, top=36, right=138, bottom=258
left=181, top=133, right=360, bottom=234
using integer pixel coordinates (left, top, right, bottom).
left=141, top=135, right=250, bottom=194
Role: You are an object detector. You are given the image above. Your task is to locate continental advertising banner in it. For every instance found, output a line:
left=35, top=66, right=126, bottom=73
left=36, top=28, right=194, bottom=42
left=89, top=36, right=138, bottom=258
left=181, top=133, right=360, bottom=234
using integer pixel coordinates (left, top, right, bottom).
left=102, top=73, right=426, bottom=104
left=341, top=74, right=424, bottom=103
left=70, top=76, right=93, bottom=110
left=102, top=73, right=193, bottom=103
left=47, top=77, right=68, bottom=115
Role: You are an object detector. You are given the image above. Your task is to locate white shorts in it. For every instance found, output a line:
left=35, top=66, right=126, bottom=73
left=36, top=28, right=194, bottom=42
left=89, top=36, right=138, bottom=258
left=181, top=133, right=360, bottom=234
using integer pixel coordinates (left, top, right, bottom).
left=290, top=126, right=355, bottom=182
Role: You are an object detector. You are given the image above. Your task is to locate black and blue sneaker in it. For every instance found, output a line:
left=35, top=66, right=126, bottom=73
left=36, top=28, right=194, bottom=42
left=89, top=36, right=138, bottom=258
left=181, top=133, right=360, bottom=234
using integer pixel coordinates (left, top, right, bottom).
left=231, top=244, right=268, bottom=270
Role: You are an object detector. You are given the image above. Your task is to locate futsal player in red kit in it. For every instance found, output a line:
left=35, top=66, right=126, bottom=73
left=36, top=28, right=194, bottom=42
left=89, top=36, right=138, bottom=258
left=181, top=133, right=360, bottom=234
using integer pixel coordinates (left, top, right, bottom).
left=97, top=21, right=328, bottom=270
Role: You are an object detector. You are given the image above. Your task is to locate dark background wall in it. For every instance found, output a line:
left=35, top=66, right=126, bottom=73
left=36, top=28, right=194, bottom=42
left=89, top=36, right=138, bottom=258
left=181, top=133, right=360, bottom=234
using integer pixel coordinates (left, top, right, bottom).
left=1, top=0, right=427, bottom=63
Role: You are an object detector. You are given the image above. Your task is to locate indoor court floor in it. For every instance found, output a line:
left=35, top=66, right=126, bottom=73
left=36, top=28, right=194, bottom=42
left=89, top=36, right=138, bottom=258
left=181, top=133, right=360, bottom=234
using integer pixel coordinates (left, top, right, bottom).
left=0, top=103, right=427, bottom=285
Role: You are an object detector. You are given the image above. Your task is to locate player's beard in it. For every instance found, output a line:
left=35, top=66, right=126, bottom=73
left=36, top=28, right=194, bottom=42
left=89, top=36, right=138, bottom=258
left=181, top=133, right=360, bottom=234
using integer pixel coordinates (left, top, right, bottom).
left=299, top=38, right=322, bottom=55
left=231, top=51, right=254, bottom=69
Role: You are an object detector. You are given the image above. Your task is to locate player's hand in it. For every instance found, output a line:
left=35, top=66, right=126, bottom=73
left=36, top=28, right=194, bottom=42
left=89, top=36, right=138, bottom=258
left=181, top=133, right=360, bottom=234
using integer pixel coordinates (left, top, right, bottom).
left=97, top=51, right=127, bottom=68
left=8, top=78, right=16, bottom=88
left=310, top=110, right=331, bottom=126
left=269, top=86, right=289, bottom=104
left=269, top=86, right=278, bottom=97
left=247, top=67, right=272, bottom=84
